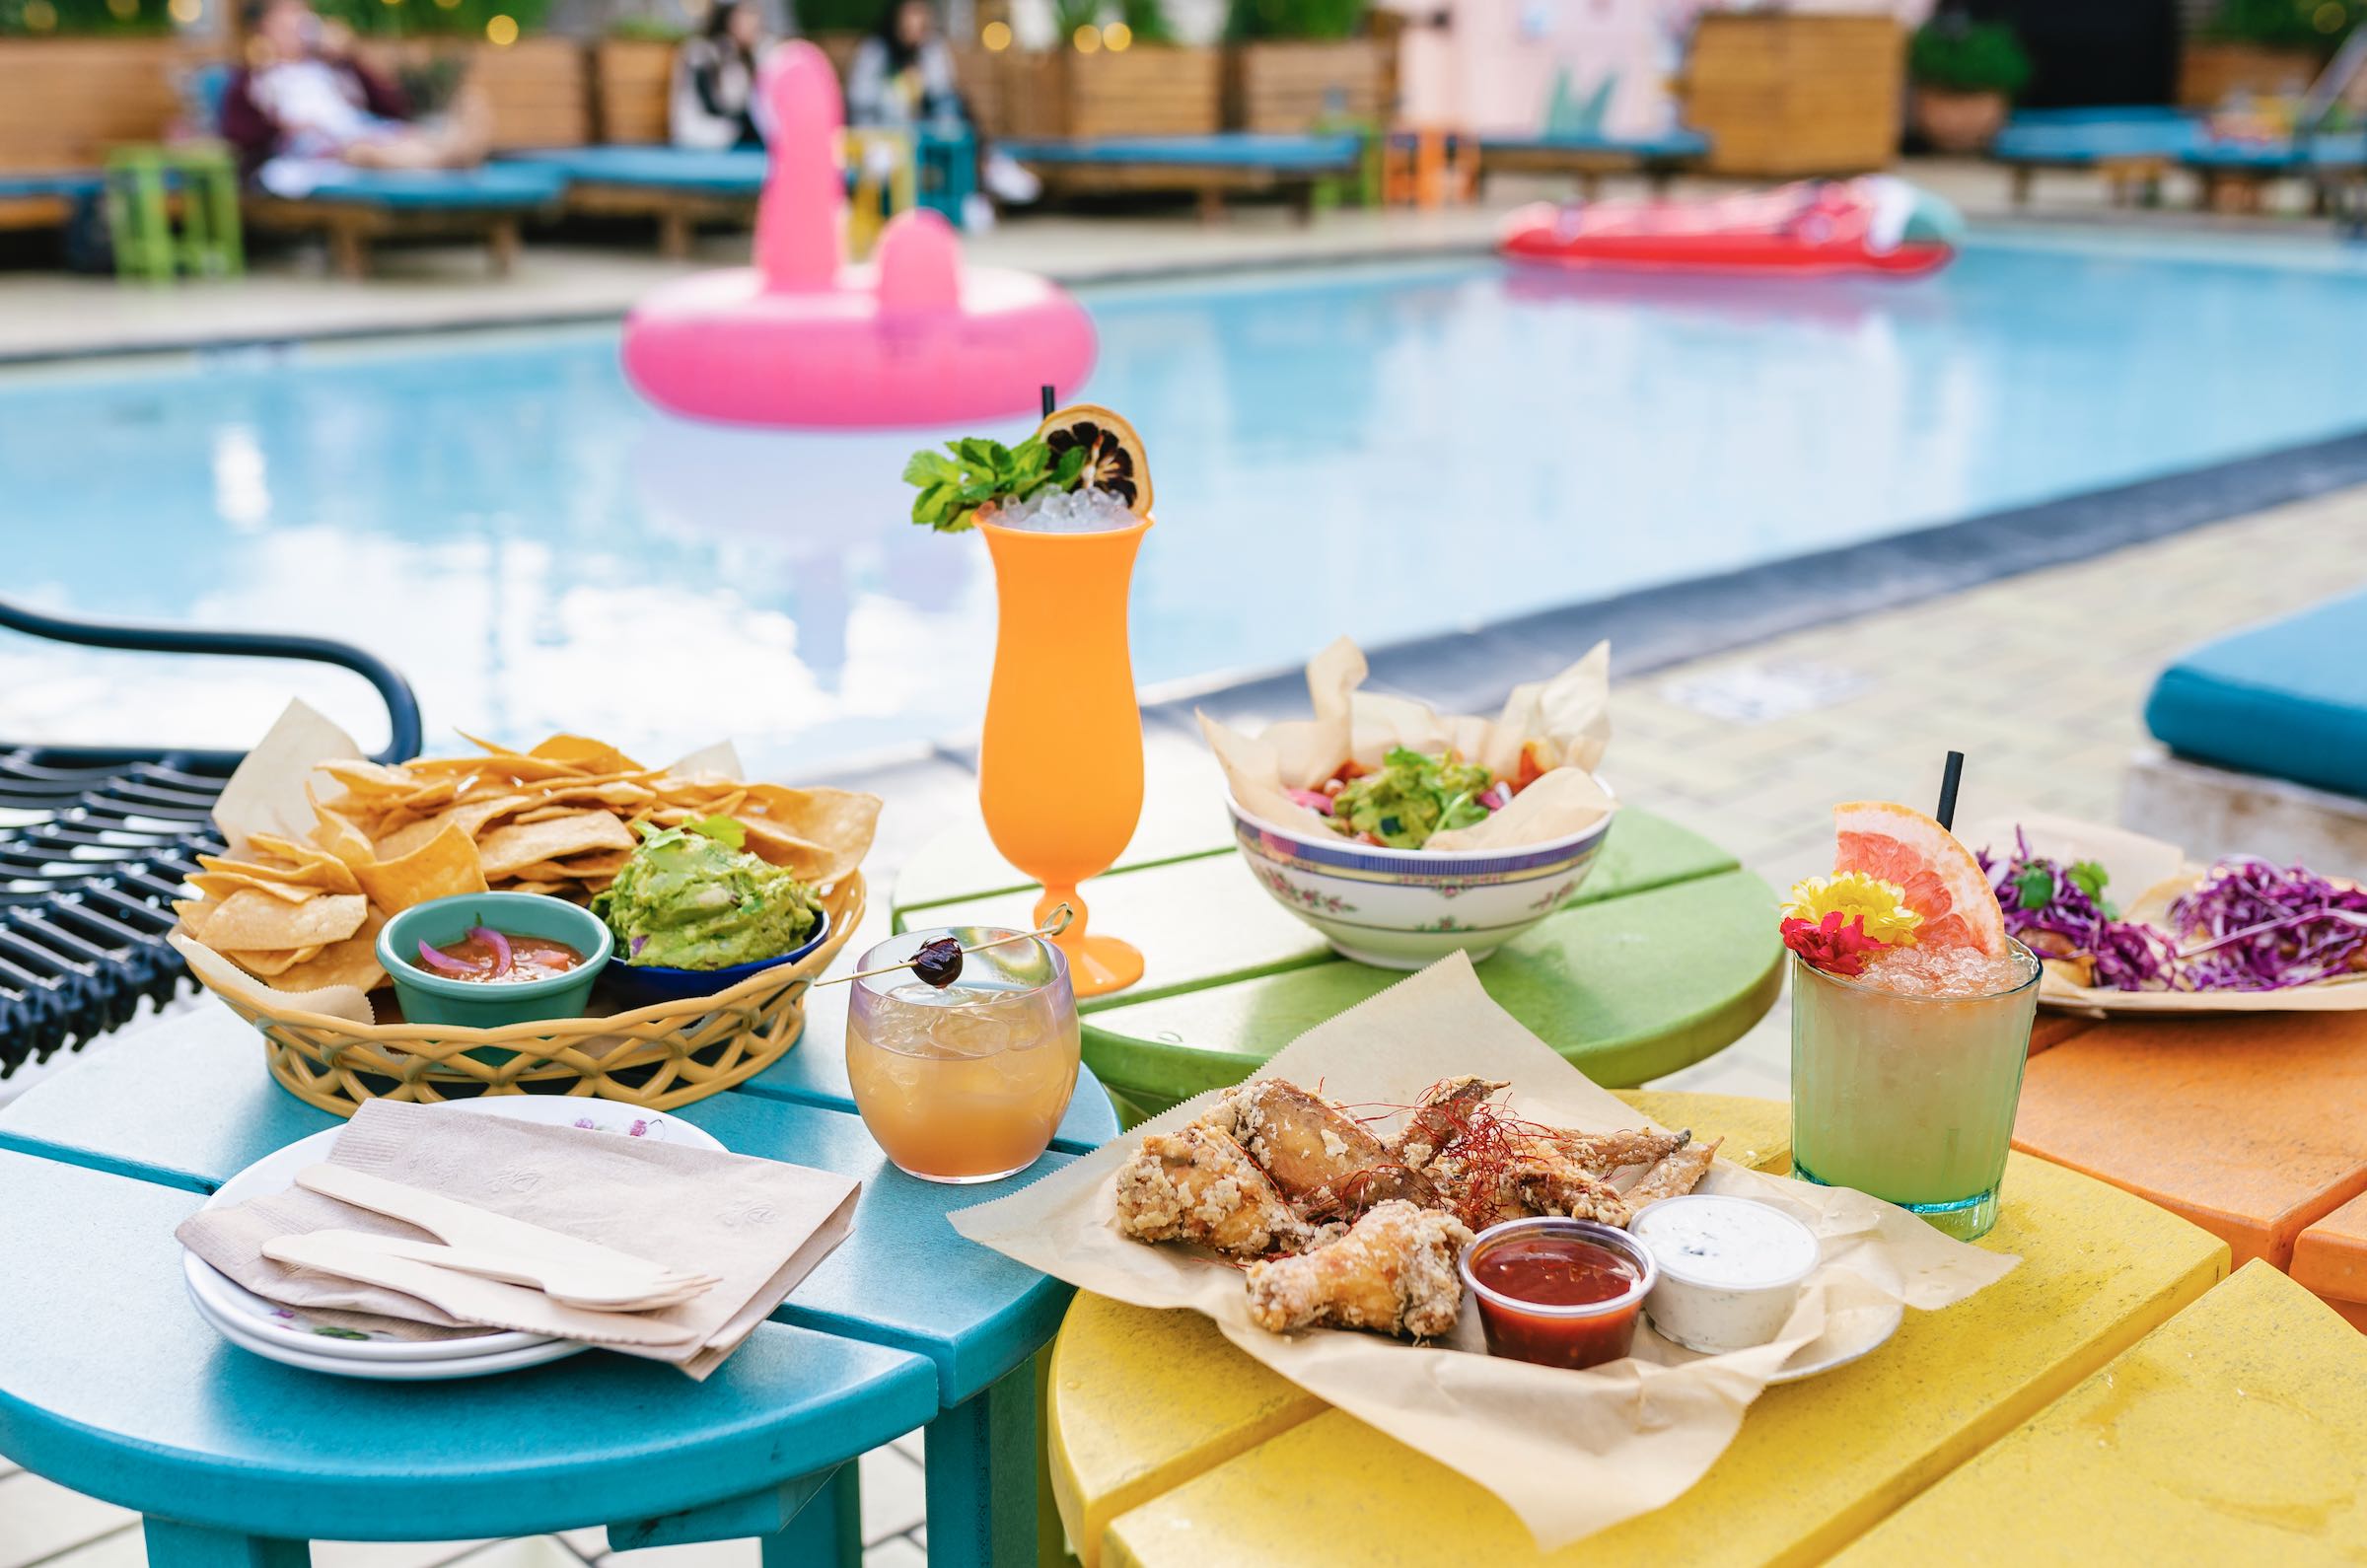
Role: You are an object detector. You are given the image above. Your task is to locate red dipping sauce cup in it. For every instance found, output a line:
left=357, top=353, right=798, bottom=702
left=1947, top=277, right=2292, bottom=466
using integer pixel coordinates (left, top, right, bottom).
left=1460, top=1217, right=1658, bottom=1371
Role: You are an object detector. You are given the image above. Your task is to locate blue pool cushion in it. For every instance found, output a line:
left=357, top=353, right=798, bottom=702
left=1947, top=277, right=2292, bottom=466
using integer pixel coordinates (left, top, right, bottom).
left=998, top=133, right=1362, bottom=171
left=2184, top=139, right=2308, bottom=171
left=283, top=163, right=569, bottom=209
left=1477, top=129, right=1711, bottom=161
left=505, top=146, right=770, bottom=194
left=2144, top=589, right=2367, bottom=799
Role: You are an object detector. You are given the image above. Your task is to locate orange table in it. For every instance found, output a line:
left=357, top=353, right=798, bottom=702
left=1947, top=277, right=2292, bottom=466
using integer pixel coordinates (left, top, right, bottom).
left=2012, top=1008, right=2367, bottom=1325
left=2293, top=1188, right=2367, bottom=1331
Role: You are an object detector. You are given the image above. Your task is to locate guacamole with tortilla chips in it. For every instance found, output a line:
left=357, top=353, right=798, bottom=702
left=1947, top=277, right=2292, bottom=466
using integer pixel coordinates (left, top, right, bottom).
left=591, top=818, right=823, bottom=969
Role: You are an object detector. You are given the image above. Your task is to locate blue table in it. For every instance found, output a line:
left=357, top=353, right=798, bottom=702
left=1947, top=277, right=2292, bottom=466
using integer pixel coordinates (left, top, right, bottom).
left=0, top=990, right=1118, bottom=1568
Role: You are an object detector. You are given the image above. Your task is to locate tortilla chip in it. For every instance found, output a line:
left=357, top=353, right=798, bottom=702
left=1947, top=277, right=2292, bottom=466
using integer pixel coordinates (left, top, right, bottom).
left=475, top=811, right=636, bottom=880
left=502, top=880, right=573, bottom=897
left=356, top=821, right=487, bottom=913
left=243, top=834, right=364, bottom=895
left=508, top=851, right=629, bottom=882
left=738, top=785, right=881, bottom=883
left=174, top=898, right=212, bottom=936
left=310, top=795, right=382, bottom=872
left=371, top=795, right=529, bottom=861
left=228, top=942, right=325, bottom=977
left=269, top=909, right=390, bottom=992
left=187, top=871, right=323, bottom=905
left=196, top=890, right=369, bottom=952
left=318, top=759, right=416, bottom=795
left=531, top=734, right=646, bottom=774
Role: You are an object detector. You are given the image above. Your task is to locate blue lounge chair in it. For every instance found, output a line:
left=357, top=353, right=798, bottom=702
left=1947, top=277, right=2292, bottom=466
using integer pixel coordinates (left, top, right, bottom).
left=1476, top=128, right=1711, bottom=197
left=998, top=132, right=1364, bottom=220
left=242, top=163, right=569, bottom=278
left=1991, top=107, right=2203, bottom=206
left=2126, top=590, right=2367, bottom=866
left=508, top=145, right=769, bottom=255
left=2145, top=591, right=2367, bottom=803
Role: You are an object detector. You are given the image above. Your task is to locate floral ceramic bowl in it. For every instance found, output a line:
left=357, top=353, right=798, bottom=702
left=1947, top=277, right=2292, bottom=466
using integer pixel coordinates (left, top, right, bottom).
left=1225, top=784, right=1618, bottom=968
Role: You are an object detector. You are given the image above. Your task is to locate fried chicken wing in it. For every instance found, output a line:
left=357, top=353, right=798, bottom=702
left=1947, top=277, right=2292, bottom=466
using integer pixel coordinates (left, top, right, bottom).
left=1211, top=1079, right=1441, bottom=1221
left=1113, top=1125, right=1311, bottom=1258
left=1243, top=1199, right=1474, bottom=1338
left=1393, top=1076, right=1507, bottom=1172
left=1623, top=1137, right=1721, bottom=1208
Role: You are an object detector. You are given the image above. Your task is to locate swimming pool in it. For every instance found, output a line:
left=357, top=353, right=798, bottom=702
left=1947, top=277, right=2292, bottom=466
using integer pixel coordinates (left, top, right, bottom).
left=7, top=232, right=2367, bottom=774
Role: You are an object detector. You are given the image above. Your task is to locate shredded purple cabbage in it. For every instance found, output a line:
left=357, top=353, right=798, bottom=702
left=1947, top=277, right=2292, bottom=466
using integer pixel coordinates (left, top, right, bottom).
left=2165, top=857, right=2367, bottom=991
left=1977, top=828, right=2177, bottom=991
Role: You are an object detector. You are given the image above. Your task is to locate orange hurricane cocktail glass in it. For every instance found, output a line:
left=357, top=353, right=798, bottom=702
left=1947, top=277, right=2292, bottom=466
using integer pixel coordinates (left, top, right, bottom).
left=974, top=511, right=1150, bottom=997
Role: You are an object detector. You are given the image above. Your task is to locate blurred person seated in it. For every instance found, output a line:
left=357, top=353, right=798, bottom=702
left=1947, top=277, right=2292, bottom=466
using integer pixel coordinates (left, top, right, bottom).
left=672, top=0, right=771, bottom=149
left=845, top=0, right=1037, bottom=219
left=221, top=0, right=492, bottom=196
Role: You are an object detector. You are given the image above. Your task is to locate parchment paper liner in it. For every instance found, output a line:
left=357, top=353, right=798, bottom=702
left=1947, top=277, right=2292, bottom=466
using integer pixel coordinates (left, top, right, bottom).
left=1197, top=637, right=1616, bottom=851
left=952, top=956, right=2016, bottom=1549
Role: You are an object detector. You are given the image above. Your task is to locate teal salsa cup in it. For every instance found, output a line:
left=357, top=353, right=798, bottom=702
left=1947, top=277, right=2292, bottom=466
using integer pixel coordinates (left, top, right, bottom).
left=378, top=891, right=614, bottom=1029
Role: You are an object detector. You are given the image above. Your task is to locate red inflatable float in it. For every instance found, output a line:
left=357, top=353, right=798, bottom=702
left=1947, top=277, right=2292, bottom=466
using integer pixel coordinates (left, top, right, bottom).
left=1499, top=177, right=1962, bottom=278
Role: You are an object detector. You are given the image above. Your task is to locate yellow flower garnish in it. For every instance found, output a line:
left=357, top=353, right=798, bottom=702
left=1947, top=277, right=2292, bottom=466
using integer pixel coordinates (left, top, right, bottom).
left=1782, top=873, right=1922, bottom=945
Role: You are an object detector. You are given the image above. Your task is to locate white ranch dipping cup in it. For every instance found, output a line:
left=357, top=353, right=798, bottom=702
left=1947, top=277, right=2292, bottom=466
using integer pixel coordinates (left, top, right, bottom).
left=1631, top=1194, right=1821, bottom=1354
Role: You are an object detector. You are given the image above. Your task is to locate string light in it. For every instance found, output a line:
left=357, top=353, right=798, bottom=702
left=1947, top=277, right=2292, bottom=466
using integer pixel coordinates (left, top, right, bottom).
left=485, top=11, right=517, bottom=41
left=23, top=0, right=56, bottom=29
left=1071, top=21, right=1098, bottom=50
left=980, top=18, right=1010, bottom=49
left=167, top=0, right=201, bottom=21
left=2316, top=1, right=2346, bottom=31
left=1102, top=20, right=1130, bottom=49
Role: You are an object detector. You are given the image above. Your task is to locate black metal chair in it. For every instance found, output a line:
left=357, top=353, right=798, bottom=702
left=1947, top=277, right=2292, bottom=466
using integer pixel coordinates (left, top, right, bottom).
left=0, top=597, right=421, bottom=1079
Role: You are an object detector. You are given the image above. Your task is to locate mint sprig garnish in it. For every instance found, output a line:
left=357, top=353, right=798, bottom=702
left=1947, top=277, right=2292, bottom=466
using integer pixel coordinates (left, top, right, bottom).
left=902, top=435, right=1091, bottom=533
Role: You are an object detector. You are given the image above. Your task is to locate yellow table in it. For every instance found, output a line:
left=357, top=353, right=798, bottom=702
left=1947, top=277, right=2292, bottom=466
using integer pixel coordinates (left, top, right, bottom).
left=1046, top=1092, right=2231, bottom=1568
left=1833, top=1258, right=2367, bottom=1565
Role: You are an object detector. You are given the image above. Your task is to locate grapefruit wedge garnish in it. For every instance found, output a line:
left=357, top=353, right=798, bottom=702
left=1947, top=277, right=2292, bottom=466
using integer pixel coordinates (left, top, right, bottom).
left=1832, top=801, right=2006, bottom=956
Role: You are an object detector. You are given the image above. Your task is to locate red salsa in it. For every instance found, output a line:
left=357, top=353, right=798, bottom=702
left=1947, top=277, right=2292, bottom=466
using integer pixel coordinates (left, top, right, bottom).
left=1467, top=1229, right=1649, bottom=1371
left=419, top=931, right=585, bottom=983
left=1471, top=1235, right=1640, bottom=1307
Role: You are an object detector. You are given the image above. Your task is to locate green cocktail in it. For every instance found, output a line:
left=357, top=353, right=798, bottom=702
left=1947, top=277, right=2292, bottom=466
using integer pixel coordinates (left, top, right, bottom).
left=1789, top=939, right=2041, bottom=1241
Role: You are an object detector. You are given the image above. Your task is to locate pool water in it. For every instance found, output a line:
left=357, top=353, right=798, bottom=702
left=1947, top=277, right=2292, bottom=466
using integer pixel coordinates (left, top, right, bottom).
left=8, top=234, right=2367, bottom=774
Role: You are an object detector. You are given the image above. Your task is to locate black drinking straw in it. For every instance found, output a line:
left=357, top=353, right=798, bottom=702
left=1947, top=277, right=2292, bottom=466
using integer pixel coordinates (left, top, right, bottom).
left=1040, top=384, right=1056, bottom=419
left=1935, top=750, right=1966, bottom=832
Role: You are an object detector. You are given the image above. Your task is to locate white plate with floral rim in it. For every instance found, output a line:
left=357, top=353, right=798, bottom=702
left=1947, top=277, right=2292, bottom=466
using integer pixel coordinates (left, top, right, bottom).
left=183, top=1096, right=720, bottom=1371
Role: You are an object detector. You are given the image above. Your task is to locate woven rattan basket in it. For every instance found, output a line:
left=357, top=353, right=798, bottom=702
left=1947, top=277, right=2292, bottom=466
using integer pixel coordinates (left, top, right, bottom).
left=206, top=876, right=865, bottom=1116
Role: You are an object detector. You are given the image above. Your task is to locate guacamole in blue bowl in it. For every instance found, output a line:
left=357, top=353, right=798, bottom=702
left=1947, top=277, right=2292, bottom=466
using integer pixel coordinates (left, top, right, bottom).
left=593, top=817, right=830, bottom=1006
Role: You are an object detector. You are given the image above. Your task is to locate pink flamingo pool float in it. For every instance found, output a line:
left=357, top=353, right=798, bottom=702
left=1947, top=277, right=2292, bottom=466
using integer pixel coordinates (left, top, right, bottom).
left=622, top=41, right=1097, bottom=428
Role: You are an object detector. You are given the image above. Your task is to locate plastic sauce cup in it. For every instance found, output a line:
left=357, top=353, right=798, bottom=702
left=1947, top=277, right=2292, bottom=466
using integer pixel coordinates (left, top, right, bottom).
left=1459, top=1217, right=1657, bottom=1371
left=1630, top=1194, right=1822, bottom=1354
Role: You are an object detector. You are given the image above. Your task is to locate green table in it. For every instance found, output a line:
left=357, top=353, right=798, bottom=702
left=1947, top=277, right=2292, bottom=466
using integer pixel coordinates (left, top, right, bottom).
left=891, top=765, right=1783, bottom=1123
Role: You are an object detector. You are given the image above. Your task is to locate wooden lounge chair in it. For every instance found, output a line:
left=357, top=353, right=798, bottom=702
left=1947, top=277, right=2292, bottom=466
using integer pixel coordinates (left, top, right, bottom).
left=997, top=132, right=1364, bottom=221
left=1475, top=128, right=1711, bottom=198
left=241, top=162, right=570, bottom=279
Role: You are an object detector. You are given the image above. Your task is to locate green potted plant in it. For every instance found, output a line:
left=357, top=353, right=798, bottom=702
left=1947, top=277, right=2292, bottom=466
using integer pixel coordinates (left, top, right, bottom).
left=1907, top=13, right=2031, bottom=153
left=1224, top=0, right=1382, bottom=133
